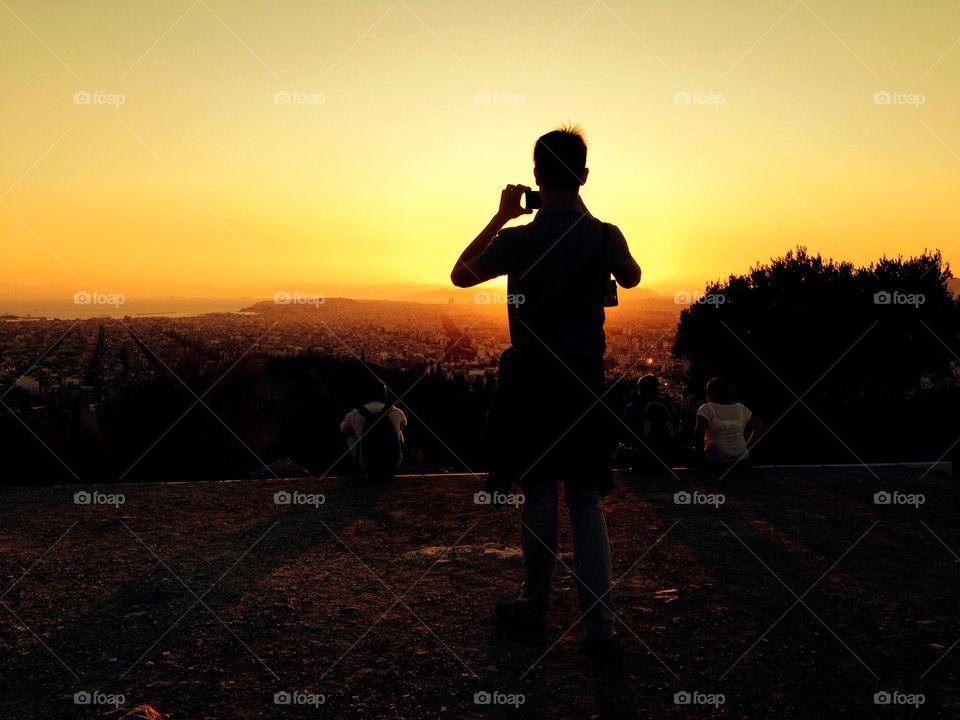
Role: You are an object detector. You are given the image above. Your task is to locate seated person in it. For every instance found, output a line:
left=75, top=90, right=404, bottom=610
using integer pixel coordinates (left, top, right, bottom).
left=340, top=379, right=407, bottom=478
left=693, top=377, right=763, bottom=464
left=621, top=374, right=682, bottom=469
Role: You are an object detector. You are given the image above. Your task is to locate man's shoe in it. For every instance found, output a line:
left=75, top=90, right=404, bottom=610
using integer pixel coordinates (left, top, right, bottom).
left=493, top=601, right=547, bottom=639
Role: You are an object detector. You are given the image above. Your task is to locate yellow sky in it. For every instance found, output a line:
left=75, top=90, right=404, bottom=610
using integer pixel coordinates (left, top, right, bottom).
left=2, top=0, right=959, bottom=298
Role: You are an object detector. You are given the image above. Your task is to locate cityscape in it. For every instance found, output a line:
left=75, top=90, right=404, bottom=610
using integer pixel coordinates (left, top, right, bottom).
left=0, top=293, right=688, bottom=428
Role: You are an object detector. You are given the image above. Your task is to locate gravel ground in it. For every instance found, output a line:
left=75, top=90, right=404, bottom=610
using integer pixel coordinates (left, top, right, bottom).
left=1, top=466, right=958, bottom=719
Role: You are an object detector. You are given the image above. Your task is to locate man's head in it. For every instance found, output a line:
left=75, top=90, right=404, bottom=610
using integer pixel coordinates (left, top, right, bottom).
left=637, top=374, right=660, bottom=402
left=533, top=125, right=588, bottom=192
left=357, top=374, right=389, bottom=406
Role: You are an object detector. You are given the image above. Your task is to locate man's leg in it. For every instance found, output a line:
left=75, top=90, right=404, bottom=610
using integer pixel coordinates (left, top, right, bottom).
left=493, top=477, right=557, bottom=636
left=563, top=481, right=615, bottom=640
left=518, top=477, right=559, bottom=618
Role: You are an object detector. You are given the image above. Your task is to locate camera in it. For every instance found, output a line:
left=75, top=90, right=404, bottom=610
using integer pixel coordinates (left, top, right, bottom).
left=604, top=277, right=618, bottom=307
left=523, top=189, right=542, bottom=211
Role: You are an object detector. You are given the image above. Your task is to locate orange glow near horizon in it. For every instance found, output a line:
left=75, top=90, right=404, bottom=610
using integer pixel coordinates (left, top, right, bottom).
left=2, top=1, right=960, bottom=300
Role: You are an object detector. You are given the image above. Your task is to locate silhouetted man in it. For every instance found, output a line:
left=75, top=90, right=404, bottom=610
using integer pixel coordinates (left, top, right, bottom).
left=451, top=126, right=641, bottom=650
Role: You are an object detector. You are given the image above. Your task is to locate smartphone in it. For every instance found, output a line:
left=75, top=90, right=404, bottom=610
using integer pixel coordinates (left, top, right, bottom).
left=523, top=189, right=542, bottom=211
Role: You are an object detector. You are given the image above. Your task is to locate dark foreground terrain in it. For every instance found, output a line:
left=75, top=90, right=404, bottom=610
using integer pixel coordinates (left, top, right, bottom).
left=1, top=467, right=958, bottom=718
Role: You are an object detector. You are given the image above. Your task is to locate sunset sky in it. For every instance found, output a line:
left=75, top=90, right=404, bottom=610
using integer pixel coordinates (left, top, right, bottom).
left=2, top=0, right=959, bottom=299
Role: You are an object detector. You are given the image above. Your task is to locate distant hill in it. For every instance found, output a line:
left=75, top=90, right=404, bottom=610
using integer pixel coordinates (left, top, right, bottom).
left=0, top=279, right=678, bottom=319
left=241, top=289, right=679, bottom=317
left=402, top=284, right=668, bottom=305
left=240, top=297, right=403, bottom=313
left=1, top=279, right=667, bottom=302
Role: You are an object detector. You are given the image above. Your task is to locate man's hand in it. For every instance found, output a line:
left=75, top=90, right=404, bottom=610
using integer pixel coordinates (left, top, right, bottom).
left=497, top=184, right=533, bottom=221
left=450, top=184, right=530, bottom=288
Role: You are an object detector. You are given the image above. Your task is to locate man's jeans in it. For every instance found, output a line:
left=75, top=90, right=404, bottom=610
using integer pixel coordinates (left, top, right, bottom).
left=518, top=477, right=615, bottom=640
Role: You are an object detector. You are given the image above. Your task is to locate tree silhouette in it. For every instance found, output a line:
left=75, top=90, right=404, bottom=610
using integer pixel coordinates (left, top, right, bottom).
left=673, top=247, right=960, bottom=462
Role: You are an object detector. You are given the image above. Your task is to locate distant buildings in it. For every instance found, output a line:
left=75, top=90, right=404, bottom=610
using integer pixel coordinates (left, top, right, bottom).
left=1, top=300, right=685, bottom=420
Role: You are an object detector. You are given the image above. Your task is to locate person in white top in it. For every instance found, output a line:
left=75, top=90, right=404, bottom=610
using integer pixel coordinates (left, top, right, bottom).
left=693, top=377, right=764, bottom=463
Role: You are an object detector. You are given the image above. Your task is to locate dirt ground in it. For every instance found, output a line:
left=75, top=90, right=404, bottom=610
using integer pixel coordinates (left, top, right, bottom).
left=1, top=466, right=958, bottom=719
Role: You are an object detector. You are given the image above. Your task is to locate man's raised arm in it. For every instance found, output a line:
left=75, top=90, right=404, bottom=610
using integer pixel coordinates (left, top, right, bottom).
left=450, top=184, right=530, bottom=288
left=612, top=253, right=642, bottom=289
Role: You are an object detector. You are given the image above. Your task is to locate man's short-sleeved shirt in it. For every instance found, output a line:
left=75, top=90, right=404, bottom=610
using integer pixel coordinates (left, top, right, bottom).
left=340, top=401, right=407, bottom=440
left=473, top=202, right=632, bottom=357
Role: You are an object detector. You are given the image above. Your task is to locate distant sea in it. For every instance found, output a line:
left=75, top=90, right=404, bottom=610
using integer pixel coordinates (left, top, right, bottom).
left=0, top=297, right=260, bottom=320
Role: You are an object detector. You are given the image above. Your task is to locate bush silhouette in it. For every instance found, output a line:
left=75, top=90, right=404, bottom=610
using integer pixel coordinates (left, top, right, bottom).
left=673, top=247, right=960, bottom=463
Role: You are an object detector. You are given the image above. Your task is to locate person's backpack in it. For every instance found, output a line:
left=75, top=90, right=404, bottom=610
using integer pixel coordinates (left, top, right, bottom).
left=356, top=402, right=401, bottom=479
